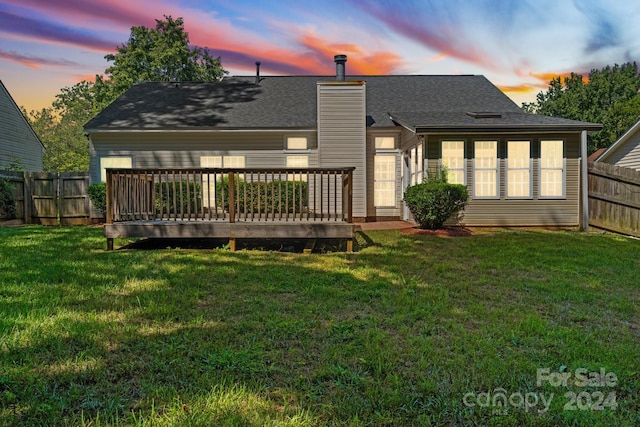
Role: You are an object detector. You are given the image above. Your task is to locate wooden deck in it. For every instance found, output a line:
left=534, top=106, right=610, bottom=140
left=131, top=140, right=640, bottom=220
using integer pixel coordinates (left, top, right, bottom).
left=105, top=167, right=355, bottom=251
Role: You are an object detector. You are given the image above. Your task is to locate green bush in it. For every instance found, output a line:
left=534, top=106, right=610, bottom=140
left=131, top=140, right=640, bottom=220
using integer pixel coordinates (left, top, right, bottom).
left=0, top=178, right=16, bottom=219
left=404, top=178, right=468, bottom=229
left=216, top=178, right=307, bottom=213
left=155, top=180, right=202, bottom=214
left=87, top=183, right=107, bottom=215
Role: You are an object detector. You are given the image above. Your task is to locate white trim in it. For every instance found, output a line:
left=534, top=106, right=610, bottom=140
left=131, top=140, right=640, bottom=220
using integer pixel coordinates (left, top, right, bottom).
left=596, top=118, right=640, bottom=162
left=505, top=140, right=533, bottom=199
left=581, top=130, right=589, bottom=231
left=472, top=140, right=499, bottom=199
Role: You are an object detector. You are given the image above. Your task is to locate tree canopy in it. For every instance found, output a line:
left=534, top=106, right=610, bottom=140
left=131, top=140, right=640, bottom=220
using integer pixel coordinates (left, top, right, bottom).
left=104, top=16, right=226, bottom=96
left=26, top=15, right=227, bottom=172
left=522, top=62, right=640, bottom=153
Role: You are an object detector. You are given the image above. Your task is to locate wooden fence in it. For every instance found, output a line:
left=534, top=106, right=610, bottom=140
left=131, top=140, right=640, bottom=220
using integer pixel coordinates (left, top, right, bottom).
left=588, top=162, right=640, bottom=237
left=0, top=171, right=92, bottom=225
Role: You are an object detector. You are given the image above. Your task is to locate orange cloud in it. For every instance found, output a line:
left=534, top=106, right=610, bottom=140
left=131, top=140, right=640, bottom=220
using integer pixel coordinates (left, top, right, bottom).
left=426, top=53, right=449, bottom=62
left=530, top=71, right=589, bottom=85
left=298, top=33, right=404, bottom=75
left=498, top=84, right=537, bottom=94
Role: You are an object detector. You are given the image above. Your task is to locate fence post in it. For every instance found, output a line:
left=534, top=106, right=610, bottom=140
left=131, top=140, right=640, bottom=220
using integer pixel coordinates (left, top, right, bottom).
left=22, top=171, right=31, bottom=224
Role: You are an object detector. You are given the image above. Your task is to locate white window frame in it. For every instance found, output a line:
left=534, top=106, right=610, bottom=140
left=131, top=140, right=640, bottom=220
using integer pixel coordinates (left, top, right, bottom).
left=100, top=156, right=132, bottom=182
left=441, top=140, right=466, bottom=185
left=506, top=140, right=532, bottom=199
left=539, top=140, right=566, bottom=199
left=285, top=136, right=309, bottom=152
left=374, top=154, right=397, bottom=207
left=472, top=140, right=499, bottom=199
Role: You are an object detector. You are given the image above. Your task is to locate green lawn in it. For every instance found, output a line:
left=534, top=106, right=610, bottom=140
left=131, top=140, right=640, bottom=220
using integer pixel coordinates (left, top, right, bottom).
left=0, top=226, right=638, bottom=426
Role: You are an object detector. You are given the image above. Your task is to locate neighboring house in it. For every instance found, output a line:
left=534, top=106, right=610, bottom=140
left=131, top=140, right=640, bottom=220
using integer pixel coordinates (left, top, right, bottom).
left=0, top=80, right=44, bottom=171
left=85, top=55, right=601, bottom=227
left=594, top=118, right=640, bottom=171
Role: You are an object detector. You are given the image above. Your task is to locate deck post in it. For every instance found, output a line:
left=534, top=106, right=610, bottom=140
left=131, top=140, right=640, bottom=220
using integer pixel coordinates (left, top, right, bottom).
left=106, top=238, right=114, bottom=251
left=228, top=171, right=235, bottom=223
left=229, top=237, right=237, bottom=252
left=346, top=238, right=353, bottom=253
left=106, top=170, right=113, bottom=225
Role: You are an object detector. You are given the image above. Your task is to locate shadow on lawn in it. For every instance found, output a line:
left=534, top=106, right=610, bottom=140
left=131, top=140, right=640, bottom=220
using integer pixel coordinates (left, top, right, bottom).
left=2, top=231, right=424, bottom=425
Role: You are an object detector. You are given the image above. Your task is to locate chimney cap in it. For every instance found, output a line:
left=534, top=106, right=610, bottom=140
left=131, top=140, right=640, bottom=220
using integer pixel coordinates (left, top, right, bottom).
left=334, top=54, right=347, bottom=63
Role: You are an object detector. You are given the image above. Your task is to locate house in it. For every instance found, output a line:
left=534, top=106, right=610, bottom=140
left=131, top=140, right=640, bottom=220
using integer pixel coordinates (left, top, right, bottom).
left=593, top=118, right=640, bottom=171
left=85, top=55, right=601, bottom=228
left=0, top=80, right=44, bottom=171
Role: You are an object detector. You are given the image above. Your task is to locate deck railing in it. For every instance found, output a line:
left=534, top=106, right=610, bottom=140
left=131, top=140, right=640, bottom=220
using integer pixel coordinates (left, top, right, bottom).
left=106, top=168, right=354, bottom=224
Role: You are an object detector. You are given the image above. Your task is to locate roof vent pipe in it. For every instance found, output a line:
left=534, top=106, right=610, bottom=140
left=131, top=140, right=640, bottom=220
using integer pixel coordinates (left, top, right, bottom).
left=255, top=61, right=261, bottom=83
left=334, top=54, right=347, bottom=81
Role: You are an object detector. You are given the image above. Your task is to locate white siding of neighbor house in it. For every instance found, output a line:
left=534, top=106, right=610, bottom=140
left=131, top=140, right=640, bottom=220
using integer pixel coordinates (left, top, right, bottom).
left=0, top=82, right=43, bottom=171
left=89, top=131, right=318, bottom=183
left=605, top=131, right=640, bottom=171
left=317, top=82, right=366, bottom=219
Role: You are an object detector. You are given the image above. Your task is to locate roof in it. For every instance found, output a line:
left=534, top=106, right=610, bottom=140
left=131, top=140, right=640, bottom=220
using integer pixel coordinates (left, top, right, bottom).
left=588, top=148, right=606, bottom=162
left=595, top=117, right=640, bottom=162
left=390, top=111, right=602, bottom=132
left=84, top=75, right=600, bottom=132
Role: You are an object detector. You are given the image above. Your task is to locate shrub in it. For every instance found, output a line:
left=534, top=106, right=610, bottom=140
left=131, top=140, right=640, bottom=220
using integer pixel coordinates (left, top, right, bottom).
left=155, top=180, right=202, bottom=214
left=216, top=177, right=307, bottom=213
left=87, top=183, right=107, bottom=215
left=404, top=178, right=468, bottom=229
left=0, top=178, right=16, bottom=219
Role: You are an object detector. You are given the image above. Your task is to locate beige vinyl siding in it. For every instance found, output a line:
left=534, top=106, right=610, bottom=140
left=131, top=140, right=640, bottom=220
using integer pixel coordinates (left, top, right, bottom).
left=317, top=82, right=366, bottom=218
left=89, top=131, right=317, bottom=183
left=425, top=133, right=582, bottom=226
left=606, top=132, right=640, bottom=171
left=0, top=82, right=43, bottom=171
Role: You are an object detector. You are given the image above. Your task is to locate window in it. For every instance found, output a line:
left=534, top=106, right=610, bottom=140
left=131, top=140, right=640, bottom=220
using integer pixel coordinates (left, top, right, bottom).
left=286, top=137, right=308, bottom=150
left=407, top=143, right=424, bottom=185
left=473, top=141, right=498, bottom=198
left=417, top=143, right=423, bottom=183
left=375, top=136, right=395, bottom=150
left=540, top=140, right=564, bottom=198
left=200, top=156, right=222, bottom=168
left=441, top=141, right=465, bottom=184
left=507, top=141, right=531, bottom=198
left=200, top=156, right=245, bottom=207
left=286, top=155, right=308, bottom=181
left=100, top=157, right=132, bottom=182
left=374, top=155, right=396, bottom=207
left=223, top=156, right=245, bottom=168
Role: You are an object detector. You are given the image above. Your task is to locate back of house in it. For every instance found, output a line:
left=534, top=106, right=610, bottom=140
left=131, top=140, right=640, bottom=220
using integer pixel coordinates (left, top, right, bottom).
left=85, top=55, right=601, bottom=227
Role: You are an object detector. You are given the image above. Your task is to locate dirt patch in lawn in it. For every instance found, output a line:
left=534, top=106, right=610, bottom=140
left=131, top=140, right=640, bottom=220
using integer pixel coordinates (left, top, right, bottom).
left=401, top=227, right=474, bottom=238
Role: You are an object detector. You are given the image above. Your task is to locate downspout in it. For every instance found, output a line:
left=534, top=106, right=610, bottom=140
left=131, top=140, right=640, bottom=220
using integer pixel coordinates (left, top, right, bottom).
left=580, top=130, right=589, bottom=232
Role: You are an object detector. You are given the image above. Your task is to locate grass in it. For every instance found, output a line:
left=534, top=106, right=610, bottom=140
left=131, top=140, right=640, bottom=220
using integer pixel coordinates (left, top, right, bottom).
left=0, top=225, right=638, bottom=426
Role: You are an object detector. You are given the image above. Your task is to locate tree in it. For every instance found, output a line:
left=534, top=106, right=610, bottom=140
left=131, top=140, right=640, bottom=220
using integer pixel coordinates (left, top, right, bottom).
left=523, top=63, right=640, bottom=153
left=25, top=106, right=89, bottom=172
left=104, top=15, right=226, bottom=96
left=29, top=15, right=227, bottom=172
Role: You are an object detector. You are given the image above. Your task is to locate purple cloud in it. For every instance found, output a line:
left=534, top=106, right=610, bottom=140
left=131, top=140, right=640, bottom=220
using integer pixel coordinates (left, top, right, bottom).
left=0, top=10, right=115, bottom=51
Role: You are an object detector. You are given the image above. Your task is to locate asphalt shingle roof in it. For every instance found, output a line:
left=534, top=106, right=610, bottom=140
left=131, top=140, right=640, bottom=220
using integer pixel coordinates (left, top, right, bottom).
left=84, top=75, right=600, bottom=131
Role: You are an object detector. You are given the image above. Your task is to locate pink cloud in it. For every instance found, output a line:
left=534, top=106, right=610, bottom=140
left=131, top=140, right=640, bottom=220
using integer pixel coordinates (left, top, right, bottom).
left=0, top=49, right=80, bottom=68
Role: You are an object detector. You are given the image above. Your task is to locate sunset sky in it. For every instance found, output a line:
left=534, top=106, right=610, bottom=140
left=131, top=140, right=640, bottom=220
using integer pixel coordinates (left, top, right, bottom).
left=1, top=0, right=639, bottom=113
